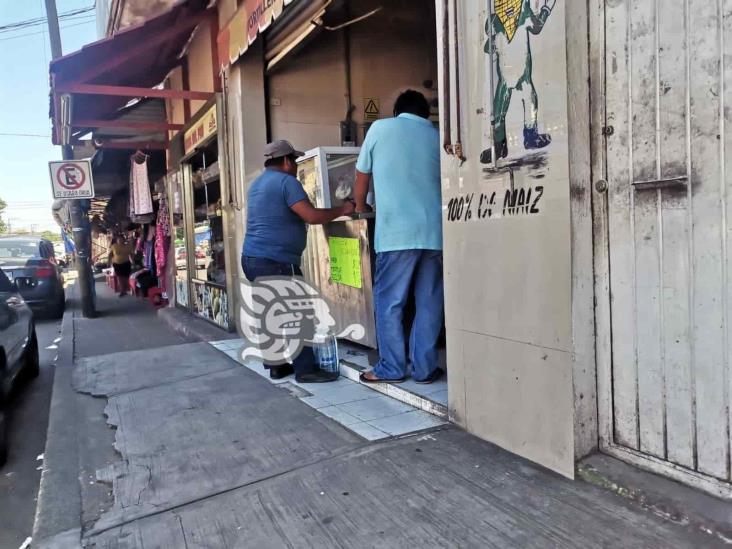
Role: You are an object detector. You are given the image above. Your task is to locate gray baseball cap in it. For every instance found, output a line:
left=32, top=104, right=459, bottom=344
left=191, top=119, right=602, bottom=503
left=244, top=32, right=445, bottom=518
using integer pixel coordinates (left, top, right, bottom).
left=263, top=140, right=304, bottom=159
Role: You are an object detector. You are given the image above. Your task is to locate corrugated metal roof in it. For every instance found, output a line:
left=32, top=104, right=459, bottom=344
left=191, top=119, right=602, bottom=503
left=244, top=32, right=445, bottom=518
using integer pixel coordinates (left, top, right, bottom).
left=92, top=98, right=167, bottom=141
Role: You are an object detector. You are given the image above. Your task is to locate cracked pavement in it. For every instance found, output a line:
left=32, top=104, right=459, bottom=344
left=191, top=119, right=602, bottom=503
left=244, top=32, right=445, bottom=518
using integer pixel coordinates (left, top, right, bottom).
left=33, top=283, right=723, bottom=548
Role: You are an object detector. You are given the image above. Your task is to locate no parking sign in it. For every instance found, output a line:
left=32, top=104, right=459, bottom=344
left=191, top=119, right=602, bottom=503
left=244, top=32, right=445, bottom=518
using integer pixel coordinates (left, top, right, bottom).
left=48, top=160, right=95, bottom=199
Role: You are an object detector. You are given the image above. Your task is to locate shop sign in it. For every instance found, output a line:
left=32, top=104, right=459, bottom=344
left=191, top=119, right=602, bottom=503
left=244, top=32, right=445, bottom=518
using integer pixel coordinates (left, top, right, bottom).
left=48, top=160, right=95, bottom=199
left=184, top=105, right=217, bottom=155
left=364, top=98, right=380, bottom=121
left=217, top=0, right=296, bottom=70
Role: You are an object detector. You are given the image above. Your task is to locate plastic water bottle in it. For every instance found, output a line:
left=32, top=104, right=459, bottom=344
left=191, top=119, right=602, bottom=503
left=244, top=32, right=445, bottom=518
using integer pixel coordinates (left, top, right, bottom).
left=313, top=334, right=340, bottom=375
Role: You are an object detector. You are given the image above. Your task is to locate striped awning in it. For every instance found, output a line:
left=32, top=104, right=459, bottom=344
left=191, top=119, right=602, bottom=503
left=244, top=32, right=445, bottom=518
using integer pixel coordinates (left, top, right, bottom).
left=217, top=0, right=297, bottom=71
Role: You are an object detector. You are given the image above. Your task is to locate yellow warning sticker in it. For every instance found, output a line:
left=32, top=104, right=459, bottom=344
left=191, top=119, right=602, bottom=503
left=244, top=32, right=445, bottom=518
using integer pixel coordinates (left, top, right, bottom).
left=364, top=98, right=380, bottom=121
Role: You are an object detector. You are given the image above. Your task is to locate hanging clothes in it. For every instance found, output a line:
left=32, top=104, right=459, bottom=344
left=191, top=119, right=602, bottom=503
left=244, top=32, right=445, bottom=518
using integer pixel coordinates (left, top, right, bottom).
left=155, top=195, right=171, bottom=293
left=130, top=155, right=154, bottom=216
left=144, top=240, right=155, bottom=271
left=157, top=195, right=171, bottom=237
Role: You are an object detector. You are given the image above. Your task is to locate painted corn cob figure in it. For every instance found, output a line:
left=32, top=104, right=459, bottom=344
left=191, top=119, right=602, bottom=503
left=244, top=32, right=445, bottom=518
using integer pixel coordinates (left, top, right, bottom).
left=481, top=0, right=556, bottom=164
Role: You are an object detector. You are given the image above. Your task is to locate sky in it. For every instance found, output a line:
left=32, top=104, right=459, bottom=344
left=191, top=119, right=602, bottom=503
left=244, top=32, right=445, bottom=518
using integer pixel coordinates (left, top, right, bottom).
left=0, top=1, right=98, bottom=234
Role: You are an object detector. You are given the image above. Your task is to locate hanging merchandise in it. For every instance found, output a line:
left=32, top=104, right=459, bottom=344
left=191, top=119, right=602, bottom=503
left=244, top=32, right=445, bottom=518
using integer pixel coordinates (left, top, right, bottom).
left=155, top=194, right=171, bottom=294
left=144, top=224, right=156, bottom=272
left=130, top=151, right=154, bottom=218
left=157, top=194, right=171, bottom=237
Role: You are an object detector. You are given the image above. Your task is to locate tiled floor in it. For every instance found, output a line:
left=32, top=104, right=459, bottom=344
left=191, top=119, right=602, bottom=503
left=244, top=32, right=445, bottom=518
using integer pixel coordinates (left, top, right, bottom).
left=339, top=343, right=448, bottom=407
left=209, top=340, right=446, bottom=440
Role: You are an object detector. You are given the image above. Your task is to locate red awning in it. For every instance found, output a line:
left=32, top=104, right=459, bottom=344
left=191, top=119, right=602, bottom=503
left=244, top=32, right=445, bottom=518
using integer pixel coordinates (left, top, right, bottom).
left=50, top=0, right=214, bottom=145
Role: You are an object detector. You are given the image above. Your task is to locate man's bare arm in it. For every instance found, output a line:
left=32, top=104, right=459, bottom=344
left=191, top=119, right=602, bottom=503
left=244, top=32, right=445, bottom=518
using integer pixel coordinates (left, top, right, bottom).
left=290, top=199, right=355, bottom=225
left=354, top=170, right=372, bottom=213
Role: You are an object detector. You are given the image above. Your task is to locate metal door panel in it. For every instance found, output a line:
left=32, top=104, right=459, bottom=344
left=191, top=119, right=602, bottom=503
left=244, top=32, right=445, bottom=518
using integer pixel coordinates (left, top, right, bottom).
left=604, top=0, right=730, bottom=482
left=687, top=0, right=726, bottom=480
left=661, top=201, right=694, bottom=468
left=725, top=0, right=732, bottom=481
left=658, top=0, right=694, bottom=470
left=605, top=0, right=640, bottom=449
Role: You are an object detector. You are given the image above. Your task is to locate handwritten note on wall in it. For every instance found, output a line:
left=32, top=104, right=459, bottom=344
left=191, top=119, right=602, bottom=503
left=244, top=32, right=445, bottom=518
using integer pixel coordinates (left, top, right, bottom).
left=328, top=237, right=362, bottom=289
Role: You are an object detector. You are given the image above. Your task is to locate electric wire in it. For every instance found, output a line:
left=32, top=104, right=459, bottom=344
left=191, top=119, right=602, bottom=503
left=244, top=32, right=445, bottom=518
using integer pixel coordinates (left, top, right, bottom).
left=0, top=4, right=96, bottom=33
left=0, top=133, right=52, bottom=138
left=0, top=18, right=95, bottom=42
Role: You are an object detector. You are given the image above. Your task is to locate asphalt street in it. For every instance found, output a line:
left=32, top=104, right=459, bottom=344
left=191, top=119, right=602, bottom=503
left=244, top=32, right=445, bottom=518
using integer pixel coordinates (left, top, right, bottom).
left=0, top=317, right=62, bottom=549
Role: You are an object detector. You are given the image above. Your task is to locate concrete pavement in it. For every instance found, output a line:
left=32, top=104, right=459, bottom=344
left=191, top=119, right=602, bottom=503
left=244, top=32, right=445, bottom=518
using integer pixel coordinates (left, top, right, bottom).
left=33, top=281, right=729, bottom=548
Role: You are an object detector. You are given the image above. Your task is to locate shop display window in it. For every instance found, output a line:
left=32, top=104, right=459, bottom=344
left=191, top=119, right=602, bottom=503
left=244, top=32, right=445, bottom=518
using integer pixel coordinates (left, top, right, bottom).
left=170, top=170, right=189, bottom=307
left=189, top=141, right=225, bottom=287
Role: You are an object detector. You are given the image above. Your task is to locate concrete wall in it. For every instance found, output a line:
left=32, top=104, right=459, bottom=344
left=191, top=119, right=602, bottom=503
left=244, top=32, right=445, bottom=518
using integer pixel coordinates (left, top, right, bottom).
left=187, top=21, right=216, bottom=116
left=166, top=68, right=186, bottom=126
left=267, top=0, right=437, bottom=149
left=165, top=19, right=217, bottom=170
left=268, top=30, right=346, bottom=149
left=218, top=0, right=238, bottom=27
left=165, top=20, right=215, bottom=126
left=223, top=42, right=269, bottom=309
left=439, top=0, right=575, bottom=477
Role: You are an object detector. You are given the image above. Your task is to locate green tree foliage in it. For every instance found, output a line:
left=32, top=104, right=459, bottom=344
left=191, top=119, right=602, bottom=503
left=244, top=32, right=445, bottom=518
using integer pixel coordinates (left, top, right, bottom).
left=41, top=230, right=61, bottom=242
left=0, top=197, right=6, bottom=234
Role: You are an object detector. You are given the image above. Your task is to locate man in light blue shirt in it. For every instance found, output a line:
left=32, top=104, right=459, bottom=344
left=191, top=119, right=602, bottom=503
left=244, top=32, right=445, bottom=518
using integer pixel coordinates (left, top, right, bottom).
left=354, top=90, right=444, bottom=384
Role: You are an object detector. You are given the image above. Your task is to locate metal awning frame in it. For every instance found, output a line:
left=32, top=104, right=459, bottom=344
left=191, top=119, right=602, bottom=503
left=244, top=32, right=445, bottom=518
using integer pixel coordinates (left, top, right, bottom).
left=51, top=7, right=217, bottom=146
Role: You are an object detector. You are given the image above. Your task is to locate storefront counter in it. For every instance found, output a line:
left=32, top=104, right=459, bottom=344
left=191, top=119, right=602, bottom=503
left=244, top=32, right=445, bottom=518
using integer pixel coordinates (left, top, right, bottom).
left=302, top=213, right=377, bottom=348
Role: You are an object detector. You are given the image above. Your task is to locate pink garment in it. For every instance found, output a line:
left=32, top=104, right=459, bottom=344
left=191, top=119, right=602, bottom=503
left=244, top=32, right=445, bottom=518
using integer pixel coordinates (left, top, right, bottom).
left=155, top=234, right=170, bottom=292
left=157, top=195, right=171, bottom=237
left=130, top=158, right=153, bottom=215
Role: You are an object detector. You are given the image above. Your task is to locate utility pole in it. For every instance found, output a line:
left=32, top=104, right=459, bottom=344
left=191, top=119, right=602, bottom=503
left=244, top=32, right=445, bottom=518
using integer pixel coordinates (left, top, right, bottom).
left=45, top=0, right=96, bottom=318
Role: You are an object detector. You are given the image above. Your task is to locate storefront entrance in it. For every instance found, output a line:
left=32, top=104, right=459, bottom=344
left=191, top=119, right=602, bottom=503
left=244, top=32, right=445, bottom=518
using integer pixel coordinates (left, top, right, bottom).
left=262, top=0, right=444, bottom=410
left=172, top=100, right=233, bottom=331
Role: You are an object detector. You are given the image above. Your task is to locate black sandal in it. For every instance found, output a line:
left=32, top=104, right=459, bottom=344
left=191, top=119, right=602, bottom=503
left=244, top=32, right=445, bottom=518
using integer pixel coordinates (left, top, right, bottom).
left=359, top=372, right=406, bottom=384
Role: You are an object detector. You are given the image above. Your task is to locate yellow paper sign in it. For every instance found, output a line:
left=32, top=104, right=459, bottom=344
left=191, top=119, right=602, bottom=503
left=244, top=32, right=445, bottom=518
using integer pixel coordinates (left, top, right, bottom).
left=329, top=237, right=362, bottom=289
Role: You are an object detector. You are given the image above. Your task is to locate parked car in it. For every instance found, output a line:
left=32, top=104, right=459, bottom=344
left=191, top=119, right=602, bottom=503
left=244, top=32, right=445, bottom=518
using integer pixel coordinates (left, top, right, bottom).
left=0, top=268, right=38, bottom=466
left=0, top=237, right=65, bottom=319
left=175, top=246, right=187, bottom=268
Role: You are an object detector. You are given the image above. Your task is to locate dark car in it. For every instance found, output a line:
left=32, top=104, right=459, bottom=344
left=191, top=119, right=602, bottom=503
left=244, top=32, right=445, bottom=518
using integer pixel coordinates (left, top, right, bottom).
left=0, top=268, right=38, bottom=466
left=0, top=237, right=65, bottom=318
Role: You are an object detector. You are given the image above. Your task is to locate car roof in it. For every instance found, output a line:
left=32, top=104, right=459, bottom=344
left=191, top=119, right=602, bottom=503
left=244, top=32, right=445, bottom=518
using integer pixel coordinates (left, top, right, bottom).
left=0, top=236, right=44, bottom=243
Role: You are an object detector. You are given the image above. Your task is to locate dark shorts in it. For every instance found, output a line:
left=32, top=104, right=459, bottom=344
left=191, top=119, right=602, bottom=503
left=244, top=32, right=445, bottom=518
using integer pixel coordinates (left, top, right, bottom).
left=113, top=261, right=132, bottom=277
left=241, top=256, right=301, bottom=282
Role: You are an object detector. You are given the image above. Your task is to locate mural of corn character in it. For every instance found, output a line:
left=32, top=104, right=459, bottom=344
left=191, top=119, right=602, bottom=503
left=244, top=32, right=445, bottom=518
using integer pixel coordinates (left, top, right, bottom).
left=481, top=0, right=556, bottom=164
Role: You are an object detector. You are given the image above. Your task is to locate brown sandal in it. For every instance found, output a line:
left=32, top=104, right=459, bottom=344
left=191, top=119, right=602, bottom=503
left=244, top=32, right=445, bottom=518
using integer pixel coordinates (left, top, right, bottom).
left=359, top=371, right=406, bottom=384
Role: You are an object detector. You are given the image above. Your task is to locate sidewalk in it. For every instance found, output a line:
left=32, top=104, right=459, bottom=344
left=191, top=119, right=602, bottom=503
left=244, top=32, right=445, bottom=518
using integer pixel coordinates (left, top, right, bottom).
left=34, top=281, right=729, bottom=548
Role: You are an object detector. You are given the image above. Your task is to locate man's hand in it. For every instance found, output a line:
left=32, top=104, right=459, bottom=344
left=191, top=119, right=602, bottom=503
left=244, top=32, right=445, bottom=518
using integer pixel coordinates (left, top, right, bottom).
left=340, top=200, right=356, bottom=216
left=355, top=202, right=372, bottom=214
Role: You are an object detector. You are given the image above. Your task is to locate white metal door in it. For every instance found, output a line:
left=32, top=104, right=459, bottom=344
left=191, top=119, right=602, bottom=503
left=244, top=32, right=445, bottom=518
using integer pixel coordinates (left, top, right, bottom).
left=601, top=0, right=731, bottom=492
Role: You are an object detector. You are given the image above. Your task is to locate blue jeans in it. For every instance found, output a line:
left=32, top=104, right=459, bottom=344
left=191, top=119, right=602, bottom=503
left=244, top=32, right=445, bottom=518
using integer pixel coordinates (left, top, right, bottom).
left=240, top=256, right=317, bottom=374
left=372, top=250, right=444, bottom=381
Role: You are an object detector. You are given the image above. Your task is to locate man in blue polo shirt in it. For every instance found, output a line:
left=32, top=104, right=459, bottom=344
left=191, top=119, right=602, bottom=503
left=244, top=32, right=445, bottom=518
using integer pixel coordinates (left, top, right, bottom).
left=242, top=140, right=354, bottom=382
left=353, top=90, right=444, bottom=384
